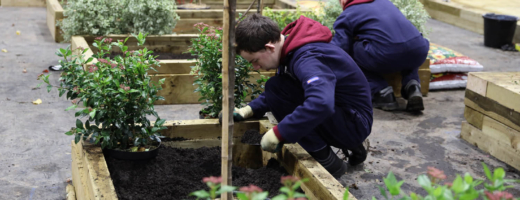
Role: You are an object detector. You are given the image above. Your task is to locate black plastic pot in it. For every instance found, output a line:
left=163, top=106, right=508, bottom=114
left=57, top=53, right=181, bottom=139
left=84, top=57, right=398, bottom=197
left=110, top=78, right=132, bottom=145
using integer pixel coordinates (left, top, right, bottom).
left=103, top=142, right=161, bottom=160
left=482, top=13, right=519, bottom=48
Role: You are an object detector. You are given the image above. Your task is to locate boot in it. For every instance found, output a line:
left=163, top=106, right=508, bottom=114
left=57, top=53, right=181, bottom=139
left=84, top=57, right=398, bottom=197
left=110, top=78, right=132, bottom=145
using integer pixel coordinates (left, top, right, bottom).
left=308, top=146, right=347, bottom=178
left=343, top=143, right=367, bottom=166
left=401, top=80, right=424, bottom=111
left=372, top=86, right=399, bottom=111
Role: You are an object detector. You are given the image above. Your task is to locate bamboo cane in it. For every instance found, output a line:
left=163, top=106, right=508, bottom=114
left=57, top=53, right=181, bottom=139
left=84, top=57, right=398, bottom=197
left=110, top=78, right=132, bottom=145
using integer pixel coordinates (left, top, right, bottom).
left=221, top=0, right=236, bottom=197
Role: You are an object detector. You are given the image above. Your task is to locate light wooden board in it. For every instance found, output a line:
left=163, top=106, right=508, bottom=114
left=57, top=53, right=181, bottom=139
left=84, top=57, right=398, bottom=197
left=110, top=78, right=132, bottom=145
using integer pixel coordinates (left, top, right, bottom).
left=66, top=184, right=76, bottom=200
left=153, top=72, right=275, bottom=105
left=160, top=119, right=261, bottom=139
left=466, top=72, right=520, bottom=113
left=465, top=106, right=520, bottom=150
left=464, top=92, right=520, bottom=133
left=81, top=143, right=119, bottom=200
left=421, top=0, right=520, bottom=43
left=71, top=141, right=90, bottom=200
left=461, top=122, right=520, bottom=171
left=46, top=0, right=64, bottom=42
left=1, top=0, right=45, bottom=6
left=385, top=67, right=431, bottom=98
left=464, top=106, right=484, bottom=130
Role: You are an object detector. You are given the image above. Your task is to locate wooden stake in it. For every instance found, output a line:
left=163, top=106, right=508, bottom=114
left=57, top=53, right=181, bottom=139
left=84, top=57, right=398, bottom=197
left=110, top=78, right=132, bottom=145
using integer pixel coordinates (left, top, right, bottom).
left=221, top=0, right=236, bottom=197
left=257, top=0, right=263, bottom=14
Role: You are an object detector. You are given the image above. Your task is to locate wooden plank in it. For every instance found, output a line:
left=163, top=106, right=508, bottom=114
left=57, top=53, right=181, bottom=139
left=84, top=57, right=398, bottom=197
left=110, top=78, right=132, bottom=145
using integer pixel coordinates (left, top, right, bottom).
left=385, top=68, right=431, bottom=98
left=461, top=122, right=520, bottom=171
left=1, top=0, right=45, bottom=7
left=175, top=9, right=298, bottom=19
left=278, top=144, right=354, bottom=200
left=482, top=115, right=520, bottom=150
left=469, top=72, right=520, bottom=112
left=259, top=120, right=277, bottom=166
left=153, top=72, right=275, bottom=104
left=150, top=60, right=195, bottom=74
left=174, top=19, right=224, bottom=34
left=160, top=119, right=260, bottom=139
left=466, top=73, right=488, bottom=97
left=46, top=0, right=64, bottom=42
left=81, top=144, right=118, bottom=200
left=465, top=90, right=520, bottom=132
left=464, top=106, right=484, bottom=130
left=66, top=184, right=76, bottom=200
left=71, top=141, right=90, bottom=200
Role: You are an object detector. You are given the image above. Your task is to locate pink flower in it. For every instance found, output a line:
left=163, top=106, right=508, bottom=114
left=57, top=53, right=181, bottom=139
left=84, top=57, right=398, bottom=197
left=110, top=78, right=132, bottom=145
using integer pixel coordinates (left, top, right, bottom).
left=217, top=27, right=223, bottom=31
left=155, top=59, right=160, bottom=62
left=119, top=65, right=125, bottom=70
left=427, top=167, right=446, bottom=180
left=202, top=176, right=222, bottom=184
left=71, top=99, right=79, bottom=104
left=239, top=184, right=263, bottom=193
left=444, top=182, right=452, bottom=187
left=119, top=84, right=130, bottom=91
left=105, top=38, right=113, bottom=43
left=110, top=63, right=117, bottom=68
left=485, top=191, right=515, bottom=200
left=73, top=86, right=79, bottom=93
left=98, top=58, right=108, bottom=64
left=281, top=176, right=300, bottom=184
left=118, top=39, right=123, bottom=43
left=218, top=49, right=222, bottom=52
left=88, top=66, right=98, bottom=73
left=95, top=36, right=103, bottom=40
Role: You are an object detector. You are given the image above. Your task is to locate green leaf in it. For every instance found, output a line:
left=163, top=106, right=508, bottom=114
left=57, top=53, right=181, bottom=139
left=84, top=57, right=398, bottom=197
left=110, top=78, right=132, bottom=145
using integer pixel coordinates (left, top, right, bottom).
left=65, top=130, right=74, bottom=136
left=343, top=187, right=349, bottom=200
left=89, top=109, right=96, bottom=119
left=65, top=105, right=77, bottom=111
left=293, top=193, right=307, bottom=198
left=410, top=192, right=419, bottom=200
left=76, top=119, right=83, bottom=129
left=459, top=191, right=479, bottom=200
left=47, top=85, right=53, bottom=92
left=189, top=190, right=210, bottom=198
left=271, top=194, right=287, bottom=200
left=236, top=193, right=249, bottom=200
left=74, top=133, right=81, bottom=143
left=482, top=163, right=493, bottom=181
left=219, top=185, right=236, bottom=193
left=433, top=187, right=443, bottom=197
left=378, top=186, right=389, bottom=200
left=464, top=173, right=473, bottom=184
left=493, top=168, right=505, bottom=180
left=451, top=175, right=465, bottom=193
left=279, top=187, right=291, bottom=194
left=253, top=192, right=269, bottom=200
left=417, top=175, right=433, bottom=192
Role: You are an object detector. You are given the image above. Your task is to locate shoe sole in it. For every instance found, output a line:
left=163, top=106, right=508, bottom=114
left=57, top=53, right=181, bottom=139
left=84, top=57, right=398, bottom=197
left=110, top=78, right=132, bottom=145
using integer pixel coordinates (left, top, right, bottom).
left=406, top=95, right=424, bottom=111
left=373, top=102, right=399, bottom=111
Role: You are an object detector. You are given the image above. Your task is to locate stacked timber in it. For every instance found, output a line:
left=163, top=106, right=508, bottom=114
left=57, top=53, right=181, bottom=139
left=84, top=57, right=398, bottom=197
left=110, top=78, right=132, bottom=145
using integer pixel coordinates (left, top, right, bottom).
left=461, top=72, right=520, bottom=170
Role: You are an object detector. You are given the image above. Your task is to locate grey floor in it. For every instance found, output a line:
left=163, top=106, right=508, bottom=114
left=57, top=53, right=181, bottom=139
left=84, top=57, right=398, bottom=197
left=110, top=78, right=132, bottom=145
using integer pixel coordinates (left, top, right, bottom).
left=0, top=7, right=519, bottom=200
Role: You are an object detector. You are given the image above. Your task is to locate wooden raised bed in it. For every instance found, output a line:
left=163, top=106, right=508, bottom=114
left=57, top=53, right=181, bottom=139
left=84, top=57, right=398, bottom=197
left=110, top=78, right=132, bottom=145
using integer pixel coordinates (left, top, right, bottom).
left=68, top=119, right=354, bottom=200
left=71, top=34, right=276, bottom=105
left=46, top=0, right=297, bottom=42
left=1, top=0, right=45, bottom=7
left=384, top=59, right=431, bottom=98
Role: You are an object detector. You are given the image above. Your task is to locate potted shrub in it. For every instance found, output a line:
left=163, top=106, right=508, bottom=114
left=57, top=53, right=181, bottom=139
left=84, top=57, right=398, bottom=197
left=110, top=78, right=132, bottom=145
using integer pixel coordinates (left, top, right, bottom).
left=188, top=23, right=268, bottom=119
left=39, top=33, right=167, bottom=159
left=58, top=0, right=180, bottom=42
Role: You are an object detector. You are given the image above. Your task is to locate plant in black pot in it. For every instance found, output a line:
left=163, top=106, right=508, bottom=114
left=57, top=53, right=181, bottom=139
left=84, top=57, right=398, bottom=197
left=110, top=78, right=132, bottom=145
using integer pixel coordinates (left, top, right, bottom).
left=39, top=33, right=167, bottom=160
left=188, top=23, right=267, bottom=119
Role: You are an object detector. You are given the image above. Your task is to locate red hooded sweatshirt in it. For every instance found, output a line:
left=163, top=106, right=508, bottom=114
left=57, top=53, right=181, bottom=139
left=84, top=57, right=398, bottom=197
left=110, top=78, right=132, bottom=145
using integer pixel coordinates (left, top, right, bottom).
left=342, top=0, right=374, bottom=10
left=280, top=16, right=332, bottom=59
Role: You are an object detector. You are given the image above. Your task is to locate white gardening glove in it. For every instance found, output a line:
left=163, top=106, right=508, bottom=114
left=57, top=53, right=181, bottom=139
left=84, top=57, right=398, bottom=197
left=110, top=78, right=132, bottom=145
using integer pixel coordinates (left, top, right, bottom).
left=219, top=105, right=254, bottom=124
left=261, top=128, right=282, bottom=153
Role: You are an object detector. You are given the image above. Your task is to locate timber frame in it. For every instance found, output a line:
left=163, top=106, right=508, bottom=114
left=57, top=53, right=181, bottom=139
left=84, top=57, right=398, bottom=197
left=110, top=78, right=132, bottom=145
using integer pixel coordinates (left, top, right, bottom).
left=46, top=0, right=297, bottom=42
left=71, top=35, right=276, bottom=105
left=69, top=119, right=355, bottom=200
left=384, top=59, right=431, bottom=97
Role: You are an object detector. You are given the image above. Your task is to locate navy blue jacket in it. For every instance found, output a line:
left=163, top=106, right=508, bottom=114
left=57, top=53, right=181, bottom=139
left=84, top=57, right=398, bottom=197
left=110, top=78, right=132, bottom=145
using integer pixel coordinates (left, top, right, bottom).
left=332, top=0, right=425, bottom=60
left=248, top=17, right=373, bottom=143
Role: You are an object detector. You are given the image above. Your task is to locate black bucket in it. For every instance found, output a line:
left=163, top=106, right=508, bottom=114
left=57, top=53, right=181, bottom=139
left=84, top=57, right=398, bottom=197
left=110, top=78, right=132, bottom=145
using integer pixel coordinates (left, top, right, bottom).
left=482, top=13, right=519, bottom=48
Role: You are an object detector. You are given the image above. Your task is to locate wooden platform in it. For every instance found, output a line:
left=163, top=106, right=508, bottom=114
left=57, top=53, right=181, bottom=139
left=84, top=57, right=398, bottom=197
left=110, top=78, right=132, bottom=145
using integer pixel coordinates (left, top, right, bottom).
left=461, top=72, right=520, bottom=171
left=71, top=35, right=275, bottom=105
left=420, top=0, right=520, bottom=43
left=69, top=119, right=355, bottom=200
left=384, top=59, right=431, bottom=97
left=46, top=0, right=297, bottom=42
left=1, top=0, right=46, bottom=7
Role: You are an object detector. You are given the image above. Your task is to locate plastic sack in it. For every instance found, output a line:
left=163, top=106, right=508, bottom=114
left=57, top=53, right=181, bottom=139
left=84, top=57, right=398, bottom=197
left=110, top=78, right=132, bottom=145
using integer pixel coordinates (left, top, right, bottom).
left=429, top=73, right=468, bottom=90
left=428, top=43, right=484, bottom=73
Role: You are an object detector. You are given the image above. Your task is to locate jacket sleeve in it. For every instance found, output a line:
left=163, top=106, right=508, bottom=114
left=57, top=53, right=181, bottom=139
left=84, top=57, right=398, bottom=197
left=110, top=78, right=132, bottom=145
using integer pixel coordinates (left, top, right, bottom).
left=275, top=54, right=337, bottom=143
left=247, top=92, right=270, bottom=119
left=331, top=13, right=354, bottom=55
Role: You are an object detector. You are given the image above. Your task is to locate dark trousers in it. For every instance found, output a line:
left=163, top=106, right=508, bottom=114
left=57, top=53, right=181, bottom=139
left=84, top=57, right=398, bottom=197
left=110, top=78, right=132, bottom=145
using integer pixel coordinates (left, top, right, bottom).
left=352, top=37, right=430, bottom=95
left=264, top=75, right=369, bottom=152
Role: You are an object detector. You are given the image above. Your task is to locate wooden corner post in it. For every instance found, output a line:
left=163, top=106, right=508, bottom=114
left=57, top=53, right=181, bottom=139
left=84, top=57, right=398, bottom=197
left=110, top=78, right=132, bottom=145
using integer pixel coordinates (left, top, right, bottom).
left=221, top=0, right=236, bottom=198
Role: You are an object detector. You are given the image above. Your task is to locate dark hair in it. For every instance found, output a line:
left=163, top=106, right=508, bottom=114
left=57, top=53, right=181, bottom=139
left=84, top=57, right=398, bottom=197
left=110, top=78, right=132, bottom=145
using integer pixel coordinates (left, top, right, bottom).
left=235, top=13, right=281, bottom=54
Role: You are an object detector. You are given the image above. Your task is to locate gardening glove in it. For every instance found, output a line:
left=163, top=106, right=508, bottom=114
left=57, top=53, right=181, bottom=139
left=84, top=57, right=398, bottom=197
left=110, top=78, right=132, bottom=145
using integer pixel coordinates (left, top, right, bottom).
left=218, top=105, right=254, bottom=124
left=261, top=128, right=284, bottom=153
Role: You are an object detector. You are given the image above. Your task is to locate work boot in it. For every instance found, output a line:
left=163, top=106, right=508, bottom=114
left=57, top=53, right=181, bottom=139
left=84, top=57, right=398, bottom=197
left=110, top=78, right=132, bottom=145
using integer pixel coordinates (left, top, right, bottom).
left=401, top=80, right=424, bottom=111
left=343, top=143, right=367, bottom=166
left=372, top=86, right=399, bottom=111
left=308, top=147, right=347, bottom=178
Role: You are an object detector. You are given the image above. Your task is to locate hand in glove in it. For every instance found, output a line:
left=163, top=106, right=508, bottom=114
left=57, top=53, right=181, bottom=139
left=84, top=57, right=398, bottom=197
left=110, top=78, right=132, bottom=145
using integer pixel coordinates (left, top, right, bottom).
left=219, top=105, right=254, bottom=124
left=261, top=128, right=284, bottom=153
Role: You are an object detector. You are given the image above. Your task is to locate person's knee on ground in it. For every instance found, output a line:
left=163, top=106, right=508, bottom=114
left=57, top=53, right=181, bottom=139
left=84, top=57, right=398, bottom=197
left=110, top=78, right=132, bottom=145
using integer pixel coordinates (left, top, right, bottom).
left=308, top=146, right=347, bottom=178
left=401, top=79, right=424, bottom=111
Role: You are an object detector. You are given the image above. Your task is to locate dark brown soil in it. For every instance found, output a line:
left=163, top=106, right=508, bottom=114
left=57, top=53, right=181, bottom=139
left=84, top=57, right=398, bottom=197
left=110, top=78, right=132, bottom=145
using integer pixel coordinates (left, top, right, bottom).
left=108, top=52, right=197, bottom=60
left=105, top=146, right=288, bottom=200
left=241, top=129, right=263, bottom=145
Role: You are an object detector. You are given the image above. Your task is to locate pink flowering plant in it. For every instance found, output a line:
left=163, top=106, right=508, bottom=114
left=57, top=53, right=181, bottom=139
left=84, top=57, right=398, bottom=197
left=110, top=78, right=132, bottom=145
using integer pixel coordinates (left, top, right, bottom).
left=190, top=176, right=236, bottom=200
left=188, top=23, right=266, bottom=118
left=39, top=33, right=167, bottom=150
left=368, top=163, right=520, bottom=200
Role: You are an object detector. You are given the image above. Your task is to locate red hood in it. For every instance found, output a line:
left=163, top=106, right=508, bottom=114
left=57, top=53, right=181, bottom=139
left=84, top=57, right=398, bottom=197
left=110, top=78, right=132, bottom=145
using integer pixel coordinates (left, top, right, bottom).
left=342, top=0, right=374, bottom=10
left=280, top=16, right=332, bottom=59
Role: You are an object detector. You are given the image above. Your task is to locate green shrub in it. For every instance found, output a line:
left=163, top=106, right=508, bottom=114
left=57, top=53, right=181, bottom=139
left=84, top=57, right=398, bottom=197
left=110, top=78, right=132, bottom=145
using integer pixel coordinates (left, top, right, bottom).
left=389, top=0, right=430, bottom=36
left=58, top=0, right=179, bottom=42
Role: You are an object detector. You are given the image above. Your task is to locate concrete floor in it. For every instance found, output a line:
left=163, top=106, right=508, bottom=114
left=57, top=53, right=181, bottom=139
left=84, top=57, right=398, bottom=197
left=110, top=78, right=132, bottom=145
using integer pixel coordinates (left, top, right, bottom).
left=0, top=7, right=519, bottom=200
